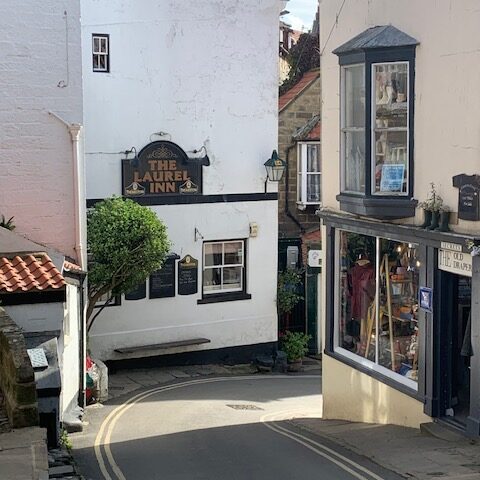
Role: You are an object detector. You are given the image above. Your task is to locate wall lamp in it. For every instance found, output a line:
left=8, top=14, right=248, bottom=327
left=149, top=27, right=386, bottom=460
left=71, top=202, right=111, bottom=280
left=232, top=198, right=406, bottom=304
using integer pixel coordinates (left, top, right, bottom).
left=124, top=146, right=139, bottom=168
left=264, top=150, right=286, bottom=192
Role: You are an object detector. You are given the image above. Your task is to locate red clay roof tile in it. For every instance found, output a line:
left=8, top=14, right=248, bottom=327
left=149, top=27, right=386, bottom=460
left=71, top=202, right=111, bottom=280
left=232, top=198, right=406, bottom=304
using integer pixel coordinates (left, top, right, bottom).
left=279, top=70, right=320, bottom=112
left=0, top=254, right=66, bottom=293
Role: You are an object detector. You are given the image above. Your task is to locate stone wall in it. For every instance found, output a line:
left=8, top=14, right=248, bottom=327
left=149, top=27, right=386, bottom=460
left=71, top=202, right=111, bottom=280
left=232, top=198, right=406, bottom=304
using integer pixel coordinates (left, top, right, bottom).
left=0, top=308, right=38, bottom=428
left=278, top=74, right=321, bottom=238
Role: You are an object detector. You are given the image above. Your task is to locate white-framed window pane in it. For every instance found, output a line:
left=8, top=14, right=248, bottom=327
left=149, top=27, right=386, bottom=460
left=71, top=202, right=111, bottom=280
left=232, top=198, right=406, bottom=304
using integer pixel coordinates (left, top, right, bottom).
left=203, top=268, right=222, bottom=291
left=98, top=55, right=106, bottom=70
left=93, top=55, right=100, bottom=70
left=224, top=242, right=243, bottom=265
left=205, top=243, right=222, bottom=266
left=307, top=174, right=321, bottom=203
left=307, top=144, right=321, bottom=172
left=223, top=267, right=242, bottom=290
left=99, top=37, right=108, bottom=53
left=93, top=37, right=100, bottom=52
left=344, top=64, right=365, bottom=128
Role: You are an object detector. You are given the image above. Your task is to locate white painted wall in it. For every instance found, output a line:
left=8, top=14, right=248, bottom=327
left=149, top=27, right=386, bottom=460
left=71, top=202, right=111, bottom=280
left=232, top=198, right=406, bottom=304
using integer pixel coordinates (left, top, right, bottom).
left=5, top=303, right=64, bottom=333
left=320, top=0, right=480, bottom=235
left=0, top=1, right=84, bottom=260
left=82, top=0, right=282, bottom=360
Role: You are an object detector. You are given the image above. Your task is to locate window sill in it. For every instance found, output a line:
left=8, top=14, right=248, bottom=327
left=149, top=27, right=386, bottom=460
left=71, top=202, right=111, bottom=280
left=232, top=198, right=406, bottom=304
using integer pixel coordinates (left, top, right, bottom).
left=324, top=348, right=423, bottom=401
left=197, top=292, right=252, bottom=304
left=336, top=194, right=417, bottom=219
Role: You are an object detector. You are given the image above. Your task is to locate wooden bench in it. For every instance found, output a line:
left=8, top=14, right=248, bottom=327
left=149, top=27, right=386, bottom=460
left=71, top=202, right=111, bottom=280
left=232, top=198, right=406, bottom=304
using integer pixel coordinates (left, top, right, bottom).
left=114, top=338, right=211, bottom=354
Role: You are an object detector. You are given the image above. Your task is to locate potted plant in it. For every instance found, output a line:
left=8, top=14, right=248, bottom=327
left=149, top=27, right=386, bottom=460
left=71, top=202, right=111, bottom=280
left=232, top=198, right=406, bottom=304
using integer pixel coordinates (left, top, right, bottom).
left=281, top=331, right=311, bottom=371
left=418, top=183, right=443, bottom=229
left=277, top=269, right=303, bottom=331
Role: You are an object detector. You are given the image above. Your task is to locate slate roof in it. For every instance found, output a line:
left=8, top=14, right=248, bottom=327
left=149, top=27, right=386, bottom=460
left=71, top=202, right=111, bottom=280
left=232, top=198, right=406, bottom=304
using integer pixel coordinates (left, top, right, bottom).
left=293, top=114, right=321, bottom=141
left=279, top=69, right=320, bottom=112
left=333, top=25, right=418, bottom=55
left=0, top=254, right=66, bottom=293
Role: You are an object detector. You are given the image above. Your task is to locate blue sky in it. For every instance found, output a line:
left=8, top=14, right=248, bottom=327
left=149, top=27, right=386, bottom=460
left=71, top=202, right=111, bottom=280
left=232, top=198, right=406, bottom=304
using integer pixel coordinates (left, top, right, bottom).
left=282, top=0, right=318, bottom=32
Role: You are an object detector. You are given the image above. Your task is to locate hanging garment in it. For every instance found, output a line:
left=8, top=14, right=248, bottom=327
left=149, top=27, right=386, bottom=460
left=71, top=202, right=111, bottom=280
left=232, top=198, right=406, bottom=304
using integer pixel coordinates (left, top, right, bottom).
left=348, top=262, right=375, bottom=321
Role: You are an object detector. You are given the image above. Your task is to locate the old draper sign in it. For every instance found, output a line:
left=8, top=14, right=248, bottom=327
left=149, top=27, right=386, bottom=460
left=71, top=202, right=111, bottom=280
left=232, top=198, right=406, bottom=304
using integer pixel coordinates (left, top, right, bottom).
left=122, top=141, right=209, bottom=197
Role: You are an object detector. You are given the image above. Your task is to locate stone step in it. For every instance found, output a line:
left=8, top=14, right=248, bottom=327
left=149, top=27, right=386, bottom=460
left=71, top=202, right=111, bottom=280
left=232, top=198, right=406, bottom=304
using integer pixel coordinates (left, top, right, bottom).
left=420, top=421, right=470, bottom=443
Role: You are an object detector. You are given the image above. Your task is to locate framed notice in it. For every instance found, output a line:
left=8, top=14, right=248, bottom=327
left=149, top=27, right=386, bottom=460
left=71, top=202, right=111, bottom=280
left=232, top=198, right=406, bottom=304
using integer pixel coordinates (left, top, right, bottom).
left=125, top=281, right=147, bottom=301
left=178, top=255, right=198, bottom=296
left=380, top=164, right=405, bottom=192
left=419, top=286, right=433, bottom=313
left=149, top=258, right=177, bottom=299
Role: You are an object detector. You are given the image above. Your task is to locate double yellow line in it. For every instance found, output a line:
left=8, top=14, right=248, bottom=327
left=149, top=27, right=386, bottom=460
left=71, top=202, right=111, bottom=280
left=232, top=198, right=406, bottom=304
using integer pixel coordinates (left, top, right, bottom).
left=94, top=375, right=383, bottom=480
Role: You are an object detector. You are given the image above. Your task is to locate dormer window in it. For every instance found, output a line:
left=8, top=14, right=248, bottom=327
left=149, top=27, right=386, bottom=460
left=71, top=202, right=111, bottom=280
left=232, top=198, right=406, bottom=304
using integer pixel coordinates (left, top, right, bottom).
left=334, top=26, right=419, bottom=219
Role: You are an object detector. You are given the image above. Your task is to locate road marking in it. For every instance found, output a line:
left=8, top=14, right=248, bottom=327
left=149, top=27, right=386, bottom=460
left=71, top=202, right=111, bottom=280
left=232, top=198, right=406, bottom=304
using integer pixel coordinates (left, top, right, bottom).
left=261, top=410, right=385, bottom=480
left=96, top=375, right=374, bottom=480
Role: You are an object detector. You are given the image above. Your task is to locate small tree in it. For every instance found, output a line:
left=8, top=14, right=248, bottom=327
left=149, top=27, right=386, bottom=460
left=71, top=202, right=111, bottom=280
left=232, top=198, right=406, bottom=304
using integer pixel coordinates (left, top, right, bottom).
left=86, top=197, right=171, bottom=331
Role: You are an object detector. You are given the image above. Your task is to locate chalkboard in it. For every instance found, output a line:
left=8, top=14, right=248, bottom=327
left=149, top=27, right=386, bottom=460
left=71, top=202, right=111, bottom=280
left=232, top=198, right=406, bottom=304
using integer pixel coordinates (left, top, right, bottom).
left=125, top=281, right=147, bottom=301
left=149, top=259, right=176, bottom=298
left=178, top=255, right=198, bottom=296
left=453, top=174, right=480, bottom=221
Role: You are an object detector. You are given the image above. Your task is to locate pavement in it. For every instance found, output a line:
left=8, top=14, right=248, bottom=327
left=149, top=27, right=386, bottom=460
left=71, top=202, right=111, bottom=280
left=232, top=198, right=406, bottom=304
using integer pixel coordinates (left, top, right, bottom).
left=0, top=427, right=49, bottom=480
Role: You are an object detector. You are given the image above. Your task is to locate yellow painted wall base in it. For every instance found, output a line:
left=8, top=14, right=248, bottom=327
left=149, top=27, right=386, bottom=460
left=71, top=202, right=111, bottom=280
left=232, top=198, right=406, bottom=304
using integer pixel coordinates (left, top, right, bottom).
left=322, top=355, right=431, bottom=429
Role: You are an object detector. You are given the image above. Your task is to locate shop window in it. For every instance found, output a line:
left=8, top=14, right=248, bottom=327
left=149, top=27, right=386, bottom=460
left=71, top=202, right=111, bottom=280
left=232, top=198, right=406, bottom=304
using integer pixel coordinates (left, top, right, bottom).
left=297, top=142, right=321, bottom=205
left=92, top=34, right=109, bottom=72
left=334, top=25, right=418, bottom=219
left=336, top=230, right=420, bottom=387
left=203, top=240, right=245, bottom=295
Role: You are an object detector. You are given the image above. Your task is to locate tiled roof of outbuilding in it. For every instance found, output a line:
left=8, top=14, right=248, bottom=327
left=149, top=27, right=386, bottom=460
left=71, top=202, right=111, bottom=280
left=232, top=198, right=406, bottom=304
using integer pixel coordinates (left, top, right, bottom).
left=0, top=254, right=66, bottom=293
left=279, top=69, right=320, bottom=112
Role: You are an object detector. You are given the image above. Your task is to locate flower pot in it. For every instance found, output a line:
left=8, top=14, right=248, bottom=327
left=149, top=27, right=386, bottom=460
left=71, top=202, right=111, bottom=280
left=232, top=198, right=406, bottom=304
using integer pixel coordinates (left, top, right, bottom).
left=436, top=211, right=451, bottom=232
left=426, top=211, right=440, bottom=230
left=287, top=359, right=303, bottom=372
left=420, top=209, right=433, bottom=228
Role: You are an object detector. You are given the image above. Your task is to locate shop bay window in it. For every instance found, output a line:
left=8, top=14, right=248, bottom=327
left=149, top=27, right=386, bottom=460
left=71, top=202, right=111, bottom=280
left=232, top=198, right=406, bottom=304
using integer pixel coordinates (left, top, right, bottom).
left=203, top=240, right=245, bottom=294
left=334, top=25, right=419, bottom=218
left=297, top=142, right=321, bottom=204
left=337, top=230, right=420, bottom=387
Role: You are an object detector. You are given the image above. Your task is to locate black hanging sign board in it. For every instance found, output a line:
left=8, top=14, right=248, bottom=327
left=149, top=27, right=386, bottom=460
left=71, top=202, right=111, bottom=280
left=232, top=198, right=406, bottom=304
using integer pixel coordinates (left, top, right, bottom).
left=125, top=281, right=147, bottom=301
left=149, top=258, right=177, bottom=299
left=178, top=255, right=198, bottom=296
left=453, top=174, right=480, bottom=221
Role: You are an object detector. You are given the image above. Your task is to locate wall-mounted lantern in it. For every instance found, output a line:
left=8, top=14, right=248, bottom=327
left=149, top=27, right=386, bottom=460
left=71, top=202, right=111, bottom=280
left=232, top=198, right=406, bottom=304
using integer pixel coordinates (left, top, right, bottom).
left=264, top=150, right=286, bottom=192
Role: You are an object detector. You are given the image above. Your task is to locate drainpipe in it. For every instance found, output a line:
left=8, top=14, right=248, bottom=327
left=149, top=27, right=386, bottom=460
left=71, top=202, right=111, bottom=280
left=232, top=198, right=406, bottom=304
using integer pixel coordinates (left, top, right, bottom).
left=48, top=111, right=85, bottom=269
left=284, top=142, right=306, bottom=234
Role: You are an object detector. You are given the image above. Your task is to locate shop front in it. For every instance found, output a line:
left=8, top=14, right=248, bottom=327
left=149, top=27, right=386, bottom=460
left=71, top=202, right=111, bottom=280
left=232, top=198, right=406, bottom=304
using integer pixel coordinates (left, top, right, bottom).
left=321, top=212, right=480, bottom=436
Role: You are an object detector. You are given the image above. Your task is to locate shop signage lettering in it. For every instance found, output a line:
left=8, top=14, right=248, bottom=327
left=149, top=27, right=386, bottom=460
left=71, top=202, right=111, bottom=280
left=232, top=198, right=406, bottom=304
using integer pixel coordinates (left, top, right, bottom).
left=440, top=242, right=462, bottom=252
left=438, top=249, right=472, bottom=277
left=122, top=141, right=208, bottom=198
left=453, top=174, right=480, bottom=221
left=178, top=255, right=198, bottom=295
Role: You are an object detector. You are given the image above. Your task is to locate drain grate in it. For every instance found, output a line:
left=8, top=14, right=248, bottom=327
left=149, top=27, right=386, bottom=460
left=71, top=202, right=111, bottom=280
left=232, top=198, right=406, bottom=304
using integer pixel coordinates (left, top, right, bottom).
left=226, top=404, right=264, bottom=411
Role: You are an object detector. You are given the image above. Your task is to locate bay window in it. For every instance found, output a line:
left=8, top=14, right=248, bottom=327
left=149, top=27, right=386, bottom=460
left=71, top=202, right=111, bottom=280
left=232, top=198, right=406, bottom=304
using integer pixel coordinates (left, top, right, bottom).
left=334, top=25, right=419, bottom=219
left=297, top=142, right=321, bottom=205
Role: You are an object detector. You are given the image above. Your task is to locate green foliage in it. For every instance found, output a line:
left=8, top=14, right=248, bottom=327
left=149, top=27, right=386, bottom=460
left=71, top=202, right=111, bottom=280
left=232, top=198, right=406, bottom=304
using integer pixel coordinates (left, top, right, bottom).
left=281, top=331, right=311, bottom=362
left=418, top=183, right=444, bottom=212
left=0, top=215, right=15, bottom=231
left=279, top=32, right=320, bottom=96
left=59, top=428, right=72, bottom=451
left=87, top=197, right=171, bottom=323
left=277, top=269, right=303, bottom=315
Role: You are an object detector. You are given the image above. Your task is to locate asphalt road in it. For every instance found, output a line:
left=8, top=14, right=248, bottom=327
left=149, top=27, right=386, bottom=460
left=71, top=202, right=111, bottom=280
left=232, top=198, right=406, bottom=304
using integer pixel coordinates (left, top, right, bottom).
left=73, top=375, right=401, bottom=480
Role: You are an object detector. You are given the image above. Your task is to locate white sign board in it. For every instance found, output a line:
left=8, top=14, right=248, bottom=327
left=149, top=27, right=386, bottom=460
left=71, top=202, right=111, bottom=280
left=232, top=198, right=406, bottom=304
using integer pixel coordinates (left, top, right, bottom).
left=308, top=249, right=322, bottom=268
left=438, top=249, right=472, bottom=277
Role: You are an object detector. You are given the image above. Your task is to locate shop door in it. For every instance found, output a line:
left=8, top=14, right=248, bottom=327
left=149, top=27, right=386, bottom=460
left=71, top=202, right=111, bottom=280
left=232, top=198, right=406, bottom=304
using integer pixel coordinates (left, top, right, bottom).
left=440, top=272, right=472, bottom=427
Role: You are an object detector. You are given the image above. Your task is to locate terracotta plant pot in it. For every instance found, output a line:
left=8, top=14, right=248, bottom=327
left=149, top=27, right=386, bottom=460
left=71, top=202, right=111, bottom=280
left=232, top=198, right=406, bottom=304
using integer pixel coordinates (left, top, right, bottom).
left=287, top=359, right=303, bottom=372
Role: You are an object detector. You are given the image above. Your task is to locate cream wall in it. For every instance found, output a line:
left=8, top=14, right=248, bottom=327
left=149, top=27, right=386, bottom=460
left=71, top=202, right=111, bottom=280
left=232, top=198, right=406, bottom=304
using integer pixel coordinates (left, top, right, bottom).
left=320, top=0, right=480, bottom=235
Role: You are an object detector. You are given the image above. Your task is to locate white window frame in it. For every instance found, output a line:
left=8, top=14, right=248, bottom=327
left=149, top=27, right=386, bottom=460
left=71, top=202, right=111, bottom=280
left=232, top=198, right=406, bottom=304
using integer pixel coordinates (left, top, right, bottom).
left=370, top=61, right=410, bottom=196
left=92, top=34, right=109, bottom=72
left=297, top=141, right=322, bottom=205
left=203, top=240, right=245, bottom=295
left=333, top=228, right=419, bottom=391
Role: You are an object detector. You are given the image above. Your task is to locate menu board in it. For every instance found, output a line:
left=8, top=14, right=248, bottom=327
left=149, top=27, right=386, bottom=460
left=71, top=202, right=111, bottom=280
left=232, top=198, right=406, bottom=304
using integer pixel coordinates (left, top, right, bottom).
left=125, top=281, right=147, bottom=301
left=178, top=255, right=198, bottom=296
left=149, top=259, right=176, bottom=298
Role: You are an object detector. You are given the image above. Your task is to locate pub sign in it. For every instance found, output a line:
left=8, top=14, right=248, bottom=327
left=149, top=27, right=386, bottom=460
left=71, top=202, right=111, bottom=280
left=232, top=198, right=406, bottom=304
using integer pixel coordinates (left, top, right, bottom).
left=122, top=141, right=209, bottom=198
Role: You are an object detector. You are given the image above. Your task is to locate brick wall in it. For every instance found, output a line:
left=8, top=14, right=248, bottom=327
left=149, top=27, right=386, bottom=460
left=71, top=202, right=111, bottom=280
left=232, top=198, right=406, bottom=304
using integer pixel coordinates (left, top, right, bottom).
left=278, top=75, right=321, bottom=238
left=0, top=308, right=38, bottom=428
left=0, top=1, right=83, bottom=258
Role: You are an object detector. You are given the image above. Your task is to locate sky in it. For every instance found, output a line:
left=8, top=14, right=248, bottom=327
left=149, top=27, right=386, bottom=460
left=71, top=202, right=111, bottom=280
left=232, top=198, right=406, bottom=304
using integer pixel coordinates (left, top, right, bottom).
left=282, top=0, right=318, bottom=32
